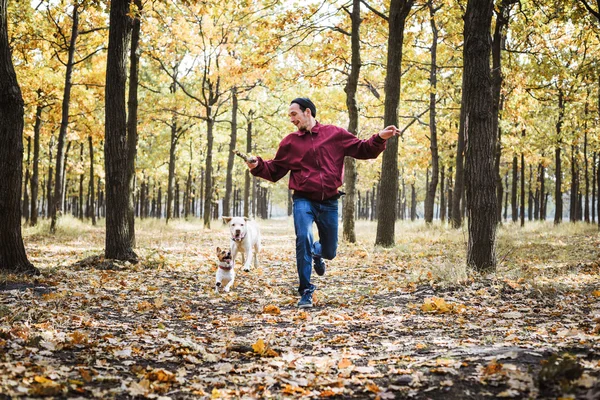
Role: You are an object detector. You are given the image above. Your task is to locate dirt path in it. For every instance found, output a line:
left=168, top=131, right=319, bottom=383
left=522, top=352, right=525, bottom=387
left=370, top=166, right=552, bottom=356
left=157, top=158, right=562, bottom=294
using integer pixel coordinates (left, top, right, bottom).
left=1, top=219, right=599, bottom=399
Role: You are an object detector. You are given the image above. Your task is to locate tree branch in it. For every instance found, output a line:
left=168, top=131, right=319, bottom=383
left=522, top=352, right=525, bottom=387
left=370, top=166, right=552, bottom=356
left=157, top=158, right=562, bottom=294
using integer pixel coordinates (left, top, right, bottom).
left=360, top=0, right=388, bottom=21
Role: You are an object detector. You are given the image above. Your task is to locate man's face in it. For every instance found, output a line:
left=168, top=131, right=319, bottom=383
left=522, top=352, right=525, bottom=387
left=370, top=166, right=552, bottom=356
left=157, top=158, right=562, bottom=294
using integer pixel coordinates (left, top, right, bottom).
left=288, top=103, right=311, bottom=131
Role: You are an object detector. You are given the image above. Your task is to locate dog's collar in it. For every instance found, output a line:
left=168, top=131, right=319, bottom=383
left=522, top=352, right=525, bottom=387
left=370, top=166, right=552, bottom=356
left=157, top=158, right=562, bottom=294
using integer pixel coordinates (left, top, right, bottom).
left=219, top=262, right=233, bottom=271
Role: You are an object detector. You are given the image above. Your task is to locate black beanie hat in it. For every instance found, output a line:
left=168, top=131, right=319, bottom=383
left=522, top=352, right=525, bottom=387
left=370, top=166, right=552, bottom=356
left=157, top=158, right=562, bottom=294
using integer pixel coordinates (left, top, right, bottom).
left=291, top=97, right=317, bottom=118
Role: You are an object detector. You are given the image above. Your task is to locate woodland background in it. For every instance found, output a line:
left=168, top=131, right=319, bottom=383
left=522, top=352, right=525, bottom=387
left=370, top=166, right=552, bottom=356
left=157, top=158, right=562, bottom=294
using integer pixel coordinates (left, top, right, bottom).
left=8, top=0, right=600, bottom=241
left=1, top=0, right=600, bottom=398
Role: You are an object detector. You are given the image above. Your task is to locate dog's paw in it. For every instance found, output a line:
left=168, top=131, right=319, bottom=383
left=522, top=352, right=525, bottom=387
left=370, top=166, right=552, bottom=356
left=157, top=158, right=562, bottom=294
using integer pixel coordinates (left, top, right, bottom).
left=216, top=282, right=222, bottom=287
left=243, top=267, right=250, bottom=272
left=224, top=287, right=231, bottom=293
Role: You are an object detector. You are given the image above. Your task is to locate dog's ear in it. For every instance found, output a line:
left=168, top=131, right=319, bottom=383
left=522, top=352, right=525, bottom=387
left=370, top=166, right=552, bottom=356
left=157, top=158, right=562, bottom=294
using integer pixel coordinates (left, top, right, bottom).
left=222, top=216, right=232, bottom=224
left=216, top=247, right=221, bottom=254
left=244, top=216, right=250, bottom=221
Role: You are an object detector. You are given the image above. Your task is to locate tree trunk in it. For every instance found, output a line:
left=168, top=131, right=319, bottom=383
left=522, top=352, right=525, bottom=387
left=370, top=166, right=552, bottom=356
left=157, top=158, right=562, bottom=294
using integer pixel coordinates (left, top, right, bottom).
left=0, top=0, right=39, bottom=274
left=166, top=74, right=179, bottom=223
left=224, top=88, right=238, bottom=218
left=175, top=179, right=180, bottom=218
left=343, top=0, right=361, bottom=243
left=62, top=141, right=71, bottom=213
left=597, top=151, right=600, bottom=228
left=30, top=96, right=43, bottom=226
left=185, top=164, right=192, bottom=219
left=511, top=155, right=518, bottom=222
left=104, top=0, right=136, bottom=260
left=451, top=101, right=466, bottom=227
left=534, top=164, right=540, bottom=220
left=447, top=166, right=453, bottom=222
left=410, top=183, right=417, bottom=221
left=78, top=143, right=84, bottom=220
left=243, top=115, right=253, bottom=218
left=203, top=115, right=215, bottom=228
left=126, top=0, right=141, bottom=245
left=50, top=3, right=79, bottom=233
left=554, top=89, right=564, bottom=225
left=46, top=139, right=54, bottom=218
left=463, top=0, right=497, bottom=271
left=424, top=0, right=439, bottom=224
left=492, top=0, right=515, bottom=225
left=592, top=152, right=596, bottom=223
left=88, top=136, right=96, bottom=225
left=503, top=172, right=509, bottom=220
left=22, top=137, right=31, bottom=222
left=584, top=121, right=590, bottom=223
left=528, top=164, right=533, bottom=221
left=570, top=144, right=578, bottom=222
left=520, top=130, right=525, bottom=227
left=375, top=0, right=414, bottom=246
left=440, top=165, right=446, bottom=222
left=496, top=127, right=504, bottom=224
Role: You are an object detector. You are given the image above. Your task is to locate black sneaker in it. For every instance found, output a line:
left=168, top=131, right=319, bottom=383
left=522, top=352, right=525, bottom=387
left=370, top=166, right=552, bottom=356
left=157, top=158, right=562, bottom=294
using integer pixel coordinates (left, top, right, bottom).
left=313, top=257, right=326, bottom=276
left=297, top=290, right=313, bottom=308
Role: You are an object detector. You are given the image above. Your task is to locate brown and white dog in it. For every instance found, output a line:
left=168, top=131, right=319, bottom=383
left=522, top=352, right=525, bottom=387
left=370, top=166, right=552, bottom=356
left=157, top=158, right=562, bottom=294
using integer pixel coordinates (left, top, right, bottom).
left=222, top=216, right=261, bottom=272
left=215, top=247, right=235, bottom=293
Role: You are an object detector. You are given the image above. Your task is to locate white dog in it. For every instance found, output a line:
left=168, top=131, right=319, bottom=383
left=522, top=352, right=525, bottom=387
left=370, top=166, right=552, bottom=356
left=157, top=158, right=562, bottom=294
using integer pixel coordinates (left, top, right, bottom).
left=222, top=216, right=261, bottom=272
left=215, top=247, right=235, bottom=293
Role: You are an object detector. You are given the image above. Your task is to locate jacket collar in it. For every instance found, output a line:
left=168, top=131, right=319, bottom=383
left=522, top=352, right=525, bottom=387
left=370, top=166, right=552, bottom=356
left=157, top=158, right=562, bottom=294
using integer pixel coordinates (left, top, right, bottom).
left=297, top=121, right=321, bottom=136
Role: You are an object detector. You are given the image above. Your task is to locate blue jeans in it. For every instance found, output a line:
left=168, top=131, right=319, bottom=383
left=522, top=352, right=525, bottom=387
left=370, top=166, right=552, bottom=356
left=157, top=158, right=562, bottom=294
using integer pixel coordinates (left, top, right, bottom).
left=293, top=197, right=338, bottom=294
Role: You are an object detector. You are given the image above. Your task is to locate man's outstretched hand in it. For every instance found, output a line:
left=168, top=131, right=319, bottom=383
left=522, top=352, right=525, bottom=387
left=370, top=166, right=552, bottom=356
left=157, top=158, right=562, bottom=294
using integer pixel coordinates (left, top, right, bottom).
left=378, top=125, right=401, bottom=140
left=246, top=159, right=258, bottom=170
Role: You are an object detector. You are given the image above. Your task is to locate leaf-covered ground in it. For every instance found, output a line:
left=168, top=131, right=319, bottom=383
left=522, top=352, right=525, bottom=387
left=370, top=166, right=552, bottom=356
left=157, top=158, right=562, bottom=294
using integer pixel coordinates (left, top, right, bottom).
left=1, top=218, right=599, bottom=399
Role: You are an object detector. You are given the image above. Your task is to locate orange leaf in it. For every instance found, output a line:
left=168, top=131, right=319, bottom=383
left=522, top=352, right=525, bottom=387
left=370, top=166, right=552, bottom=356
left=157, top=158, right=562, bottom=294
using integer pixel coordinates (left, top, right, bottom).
left=263, top=304, right=281, bottom=315
left=338, top=358, right=352, bottom=369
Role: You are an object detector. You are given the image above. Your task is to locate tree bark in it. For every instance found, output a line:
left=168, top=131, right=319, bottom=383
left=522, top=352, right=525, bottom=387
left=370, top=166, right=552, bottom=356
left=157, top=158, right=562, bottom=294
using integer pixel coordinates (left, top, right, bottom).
left=0, top=0, right=39, bottom=274
left=88, top=135, right=96, bottom=225
left=570, top=144, right=579, bottom=222
left=341, top=1, right=363, bottom=236
left=30, top=95, right=44, bottom=226
left=492, top=1, right=516, bottom=224
left=554, top=89, right=564, bottom=225
left=592, top=152, right=596, bottom=223
left=78, top=143, right=84, bottom=220
left=46, top=139, right=54, bottom=218
left=410, top=183, right=417, bottom=221
left=503, top=172, right=509, bottom=220
left=463, top=0, right=497, bottom=272
left=185, top=164, right=192, bottom=219
left=511, top=155, right=518, bottom=222
left=50, top=3, right=79, bottom=233
left=584, top=107, right=590, bottom=223
left=126, top=0, right=141, bottom=245
left=104, top=0, right=136, bottom=260
left=597, top=151, right=600, bottom=228
left=22, top=137, right=31, bottom=222
left=528, top=164, right=533, bottom=221
left=243, top=114, right=253, bottom=218
left=343, top=0, right=361, bottom=243
left=520, top=130, right=525, bottom=227
left=440, top=165, right=446, bottom=222
left=166, top=71, right=179, bottom=224
left=375, top=0, right=414, bottom=247
left=424, top=0, right=439, bottom=224
left=203, top=115, right=215, bottom=228
left=224, top=87, right=238, bottom=218
left=451, top=100, right=466, bottom=228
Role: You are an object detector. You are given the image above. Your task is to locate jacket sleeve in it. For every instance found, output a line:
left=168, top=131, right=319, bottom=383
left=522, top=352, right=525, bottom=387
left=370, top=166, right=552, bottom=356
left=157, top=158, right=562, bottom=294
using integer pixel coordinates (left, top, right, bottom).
left=250, top=139, right=291, bottom=182
left=340, top=128, right=387, bottom=159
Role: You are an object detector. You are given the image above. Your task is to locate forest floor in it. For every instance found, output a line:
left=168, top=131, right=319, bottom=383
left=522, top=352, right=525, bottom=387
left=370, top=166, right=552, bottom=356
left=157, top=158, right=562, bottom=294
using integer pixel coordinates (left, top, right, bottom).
left=1, top=217, right=599, bottom=399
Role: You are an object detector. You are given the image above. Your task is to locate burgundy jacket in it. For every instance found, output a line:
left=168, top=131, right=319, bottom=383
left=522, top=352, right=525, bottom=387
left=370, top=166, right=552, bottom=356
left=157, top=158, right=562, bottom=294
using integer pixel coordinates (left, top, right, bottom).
left=250, top=122, right=387, bottom=201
